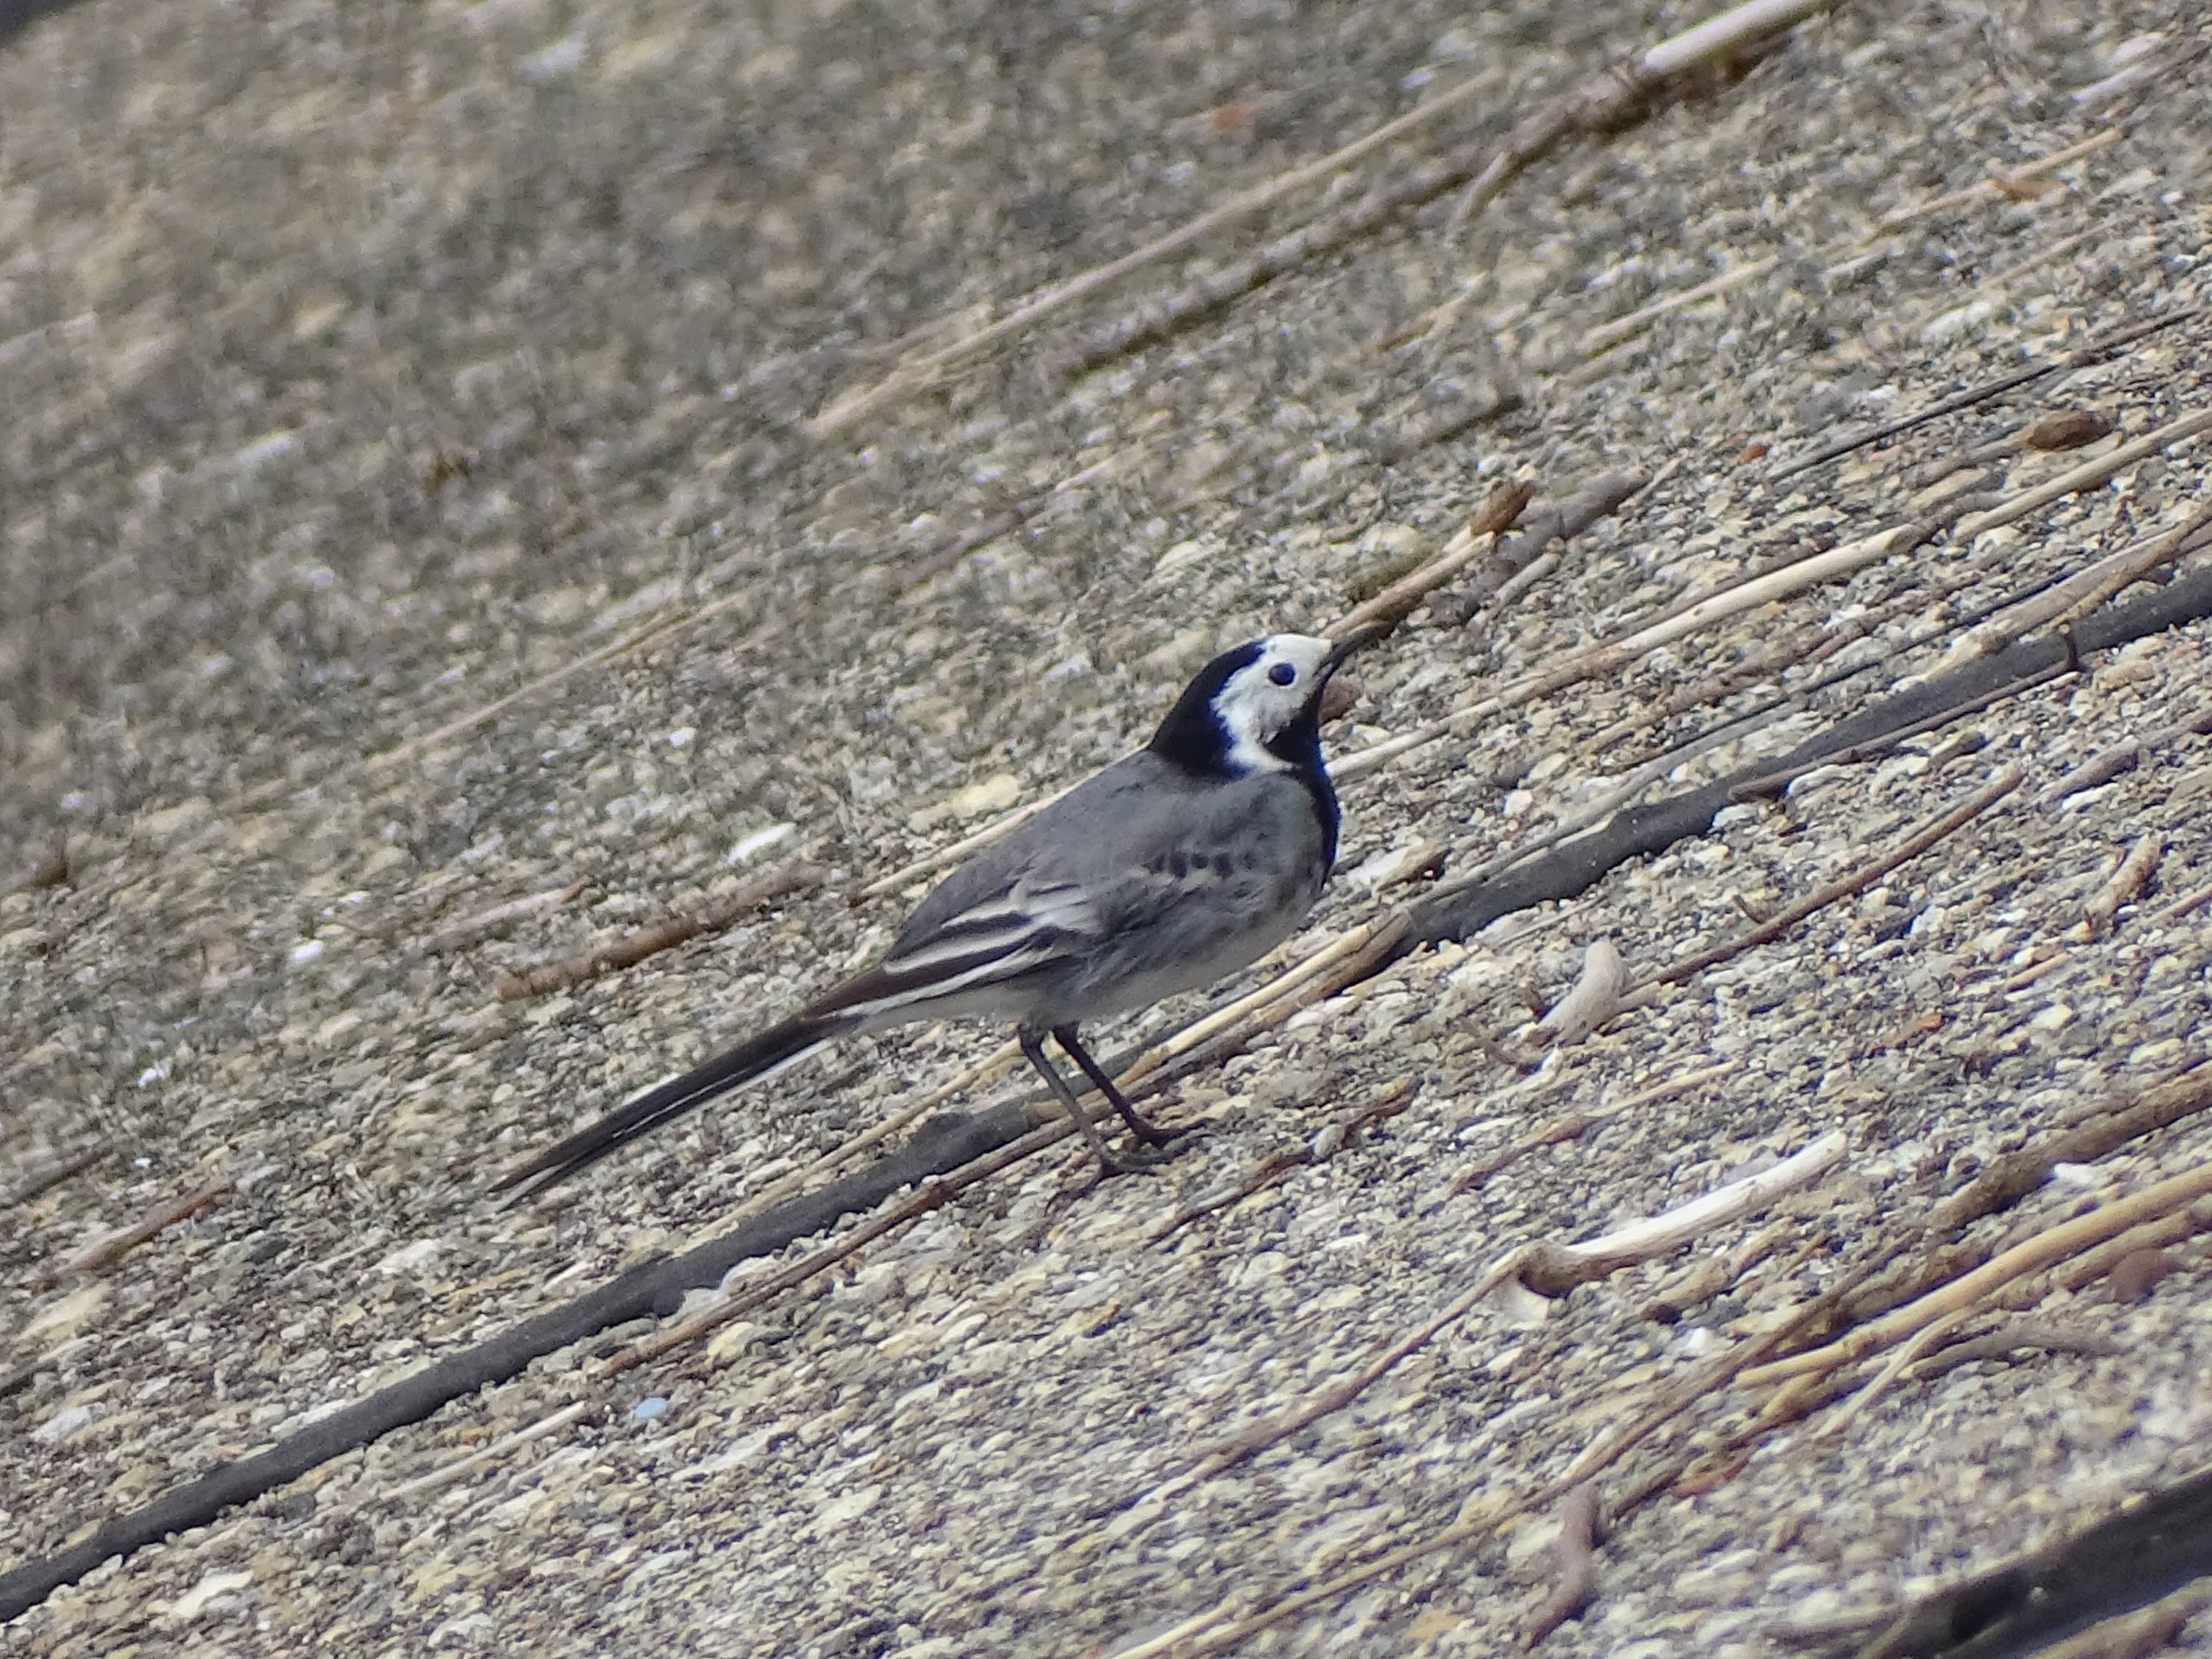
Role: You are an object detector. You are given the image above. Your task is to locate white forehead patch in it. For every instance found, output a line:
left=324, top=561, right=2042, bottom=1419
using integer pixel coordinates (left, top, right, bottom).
left=1213, top=633, right=1335, bottom=774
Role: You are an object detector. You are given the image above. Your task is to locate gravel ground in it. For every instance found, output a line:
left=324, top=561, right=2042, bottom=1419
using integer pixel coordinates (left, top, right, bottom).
left=5, top=0, right=2211, bottom=1653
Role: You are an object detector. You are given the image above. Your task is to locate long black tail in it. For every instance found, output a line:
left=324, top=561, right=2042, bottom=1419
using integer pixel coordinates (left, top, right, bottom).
left=490, top=1009, right=858, bottom=1202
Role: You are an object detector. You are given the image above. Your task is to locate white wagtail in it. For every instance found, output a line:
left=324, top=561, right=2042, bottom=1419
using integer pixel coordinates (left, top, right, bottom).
left=493, top=627, right=1379, bottom=1197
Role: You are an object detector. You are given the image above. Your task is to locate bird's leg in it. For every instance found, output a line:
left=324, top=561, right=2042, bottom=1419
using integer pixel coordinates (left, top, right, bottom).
left=1051, top=1026, right=1180, bottom=1147
left=1018, top=1031, right=1172, bottom=1175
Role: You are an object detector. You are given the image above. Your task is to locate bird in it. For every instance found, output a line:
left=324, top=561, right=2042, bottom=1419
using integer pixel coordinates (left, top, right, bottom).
left=492, top=626, right=1380, bottom=1200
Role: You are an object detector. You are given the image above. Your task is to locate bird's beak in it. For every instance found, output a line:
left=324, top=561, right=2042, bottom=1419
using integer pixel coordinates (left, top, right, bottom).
left=1315, top=624, right=1385, bottom=724
left=1318, top=622, right=1386, bottom=681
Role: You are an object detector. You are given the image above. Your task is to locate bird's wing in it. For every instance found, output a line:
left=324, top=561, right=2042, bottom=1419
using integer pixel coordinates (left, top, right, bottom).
left=835, top=754, right=1319, bottom=1026
left=813, top=873, right=1101, bottom=1023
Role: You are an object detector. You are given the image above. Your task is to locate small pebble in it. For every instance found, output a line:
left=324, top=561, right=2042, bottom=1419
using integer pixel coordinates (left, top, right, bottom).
left=2020, top=409, right=2115, bottom=451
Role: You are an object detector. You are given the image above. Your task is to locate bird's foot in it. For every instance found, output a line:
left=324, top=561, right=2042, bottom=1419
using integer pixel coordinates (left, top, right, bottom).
left=1091, top=1127, right=1201, bottom=1178
left=1120, top=1111, right=1181, bottom=1148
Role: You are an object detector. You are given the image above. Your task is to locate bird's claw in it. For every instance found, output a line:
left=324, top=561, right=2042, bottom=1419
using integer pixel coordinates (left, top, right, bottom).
left=1096, top=1128, right=1201, bottom=1176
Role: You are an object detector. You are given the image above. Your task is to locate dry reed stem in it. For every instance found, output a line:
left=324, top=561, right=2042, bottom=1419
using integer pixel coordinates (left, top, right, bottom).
left=612, top=919, right=1411, bottom=1367
left=2082, top=833, right=2164, bottom=939
left=491, top=860, right=825, bottom=1000
left=1332, top=521, right=1926, bottom=783
left=380, top=1401, right=598, bottom=1503
left=1768, top=306, right=2203, bottom=481
left=604, top=1124, right=1071, bottom=1375
left=1124, top=1161, right=1877, bottom=1659
left=1905, top=1319, right=2121, bottom=1380
left=423, top=882, right=587, bottom=953
left=1450, top=1062, right=1740, bottom=1194
left=678, top=1043, right=1027, bottom=1252
left=2, top=1143, right=110, bottom=1209
left=1327, top=480, right=1536, bottom=635
left=1646, top=767, right=2023, bottom=987
left=368, top=608, right=693, bottom=771
left=1863, top=127, right=2125, bottom=239
left=815, top=0, right=1838, bottom=439
left=1524, top=1483, right=1604, bottom=1646
left=1581, top=257, right=1781, bottom=358
left=1938, top=495, right=2212, bottom=672
left=806, top=74, right=1508, bottom=439
left=1952, top=409, right=2212, bottom=543
left=1744, top=1158, right=2212, bottom=1389
left=1147, top=1078, right=1419, bottom=1243
left=2149, top=878, right=2212, bottom=926
left=41, top=1182, right=230, bottom=1288
left=1178, top=1130, right=1843, bottom=1489
left=1813, top=1309, right=1970, bottom=1441
left=1926, top=1064, right=2212, bottom=1236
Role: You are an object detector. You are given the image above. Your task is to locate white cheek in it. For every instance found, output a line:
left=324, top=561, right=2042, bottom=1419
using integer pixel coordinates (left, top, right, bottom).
left=1217, top=680, right=1295, bottom=773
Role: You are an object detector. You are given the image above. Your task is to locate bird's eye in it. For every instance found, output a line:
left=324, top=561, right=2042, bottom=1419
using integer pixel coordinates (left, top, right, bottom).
left=1268, top=663, right=1297, bottom=686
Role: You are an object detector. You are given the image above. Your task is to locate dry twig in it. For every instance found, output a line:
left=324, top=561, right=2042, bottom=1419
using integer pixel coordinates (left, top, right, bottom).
left=1813, top=1309, right=1969, bottom=1441
left=1846, top=1464, right=2212, bottom=1659
left=1328, top=480, right=1536, bottom=635
left=3, top=1143, right=110, bottom=1208
left=1646, top=767, right=2023, bottom=987
left=492, top=860, right=824, bottom=1000
left=2081, top=833, right=2163, bottom=939
left=1744, top=1156, right=2212, bottom=1390
left=1591, top=526, right=2071, bottom=772
left=2050, top=1209, right=2208, bottom=1299
left=1579, top=257, right=1780, bottom=360
left=807, top=69, right=1512, bottom=439
left=1534, top=938, right=1631, bottom=1046
left=423, top=882, right=587, bottom=953
left=691, top=1043, right=1027, bottom=1243
left=1525, top=1484, right=1604, bottom=1646
left=4, top=838, right=69, bottom=895
left=1333, top=521, right=1927, bottom=783
left=1927, top=1063, right=2212, bottom=1236
left=1514, top=1131, right=1846, bottom=1295
left=1950, top=411, right=2212, bottom=545
left=1179, top=1131, right=1843, bottom=1487
left=1578, top=128, right=2120, bottom=382
left=602, top=1122, right=1069, bottom=1374
left=1767, top=306, right=2203, bottom=481
left=2036, top=1590, right=2209, bottom=1659
left=1820, top=1064, right=2212, bottom=1336
left=2051, top=493, right=2212, bottom=631
left=1905, top=1319, right=2122, bottom=1382
left=1127, top=1170, right=1880, bottom=1659
left=1441, top=470, right=1653, bottom=628
left=2148, top=877, right=2212, bottom=927
left=1863, top=127, right=2125, bottom=240
left=368, top=608, right=696, bottom=771
left=1939, top=493, right=2212, bottom=672
left=1449, top=1062, right=1739, bottom=1194
left=1726, top=658, right=2067, bottom=799
left=381, top=1400, right=599, bottom=1502
left=2039, top=705, right=2212, bottom=810
left=41, top=1182, right=229, bottom=1287
left=1147, top=1078, right=1417, bottom=1242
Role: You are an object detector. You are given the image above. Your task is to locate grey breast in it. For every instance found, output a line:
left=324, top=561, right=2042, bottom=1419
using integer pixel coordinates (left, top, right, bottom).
left=1064, top=759, right=1328, bottom=1018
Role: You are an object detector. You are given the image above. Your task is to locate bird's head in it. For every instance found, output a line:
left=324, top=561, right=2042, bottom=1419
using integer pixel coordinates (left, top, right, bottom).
left=1147, top=627, right=1379, bottom=778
